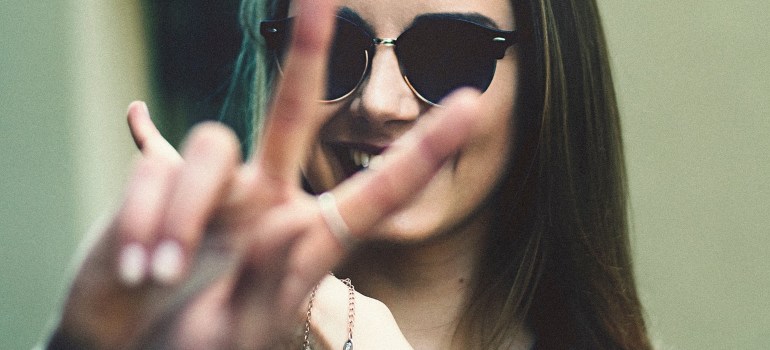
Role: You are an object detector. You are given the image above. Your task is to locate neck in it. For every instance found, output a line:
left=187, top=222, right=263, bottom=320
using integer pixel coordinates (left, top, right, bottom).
left=338, top=215, right=490, bottom=350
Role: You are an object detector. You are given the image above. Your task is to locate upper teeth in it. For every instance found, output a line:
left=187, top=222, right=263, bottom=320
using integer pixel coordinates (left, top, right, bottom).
left=351, top=150, right=383, bottom=170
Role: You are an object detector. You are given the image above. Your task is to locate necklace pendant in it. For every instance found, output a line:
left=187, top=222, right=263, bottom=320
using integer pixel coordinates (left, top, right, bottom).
left=343, top=339, right=353, bottom=350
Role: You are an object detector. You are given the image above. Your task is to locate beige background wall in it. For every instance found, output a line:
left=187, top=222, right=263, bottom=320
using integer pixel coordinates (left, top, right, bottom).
left=1, top=1, right=768, bottom=349
left=598, top=1, right=770, bottom=348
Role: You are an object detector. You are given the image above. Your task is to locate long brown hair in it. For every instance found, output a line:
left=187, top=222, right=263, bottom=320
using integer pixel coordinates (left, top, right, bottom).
left=222, top=0, right=651, bottom=348
left=462, top=0, right=651, bottom=349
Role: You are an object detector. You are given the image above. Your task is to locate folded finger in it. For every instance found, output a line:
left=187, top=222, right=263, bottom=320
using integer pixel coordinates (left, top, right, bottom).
left=152, top=122, right=241, bottom=285
left=115, top=156, right=178, bottom=286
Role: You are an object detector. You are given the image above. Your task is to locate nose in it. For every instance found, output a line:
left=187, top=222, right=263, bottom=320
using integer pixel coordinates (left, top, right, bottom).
left=353, top=46, right=422, bottom=126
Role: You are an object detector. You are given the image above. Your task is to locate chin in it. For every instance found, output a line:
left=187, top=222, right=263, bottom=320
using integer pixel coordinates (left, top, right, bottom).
left=368, top=213, right=446, bottom=243
left=365, top=188, right=479, bottom=245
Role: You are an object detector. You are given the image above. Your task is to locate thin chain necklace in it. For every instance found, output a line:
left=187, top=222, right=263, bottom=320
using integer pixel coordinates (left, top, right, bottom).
left=302, top=277, right=355, bottom=350
left=302, top=284, right=319, bottom=350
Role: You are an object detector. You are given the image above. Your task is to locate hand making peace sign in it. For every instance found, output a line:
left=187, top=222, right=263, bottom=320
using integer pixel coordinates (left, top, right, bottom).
left=52, top=0, right=483, bottom=348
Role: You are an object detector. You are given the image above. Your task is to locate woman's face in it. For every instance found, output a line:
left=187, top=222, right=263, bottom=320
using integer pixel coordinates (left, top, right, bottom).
left=299, top=0, right=518, bottom=242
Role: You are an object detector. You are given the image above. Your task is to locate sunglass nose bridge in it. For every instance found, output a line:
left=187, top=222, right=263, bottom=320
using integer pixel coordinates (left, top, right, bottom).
left=373, top=38, right=397, bottom=46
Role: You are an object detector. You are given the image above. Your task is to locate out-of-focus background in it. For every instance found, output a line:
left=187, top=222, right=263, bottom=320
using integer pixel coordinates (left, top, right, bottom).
left=1, top=1, right=767, bottom=349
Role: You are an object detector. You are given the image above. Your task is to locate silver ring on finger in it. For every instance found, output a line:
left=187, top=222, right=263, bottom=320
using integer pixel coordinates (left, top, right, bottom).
left=317, top=192, right=357, bottom=250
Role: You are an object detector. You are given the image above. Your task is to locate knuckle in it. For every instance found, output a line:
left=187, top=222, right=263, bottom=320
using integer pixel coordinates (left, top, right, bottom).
left=183, top=122, right=241, bottom=162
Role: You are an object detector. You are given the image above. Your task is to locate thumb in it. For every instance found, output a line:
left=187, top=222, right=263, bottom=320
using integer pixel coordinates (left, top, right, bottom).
left=126, top=101, right=182, bottom=163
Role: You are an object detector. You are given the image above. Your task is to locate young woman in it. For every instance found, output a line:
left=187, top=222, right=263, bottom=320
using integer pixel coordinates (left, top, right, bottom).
left=47, top=0, right=650, bottom=348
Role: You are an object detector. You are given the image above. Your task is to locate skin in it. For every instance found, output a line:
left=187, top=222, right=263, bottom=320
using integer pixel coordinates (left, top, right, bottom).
left=299, top=0, right=520, bottom=348
left=303, top=0, right=517, bottom=242
left=51, top=0, right=520, bottom=348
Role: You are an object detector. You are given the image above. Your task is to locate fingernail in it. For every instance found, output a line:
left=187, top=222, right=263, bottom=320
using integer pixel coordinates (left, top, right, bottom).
left=141, top=101, right=150, bottom=116
left=119, top=243, right=148, bottom=286
left=151, top=240, right=183, bottom=284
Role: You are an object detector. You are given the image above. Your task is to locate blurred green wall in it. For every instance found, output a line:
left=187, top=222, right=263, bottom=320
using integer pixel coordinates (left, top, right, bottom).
left=1, top=1, right=146, bottom=348
left=1, top=3, right=79, bottom=349
left=1, top=1, right=768, bottom=349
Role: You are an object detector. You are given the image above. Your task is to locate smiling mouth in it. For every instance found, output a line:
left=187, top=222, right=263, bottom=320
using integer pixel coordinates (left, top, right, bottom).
left=351, top=149, right=385, bottom=170
left=331, top=144, right=387, bottom=178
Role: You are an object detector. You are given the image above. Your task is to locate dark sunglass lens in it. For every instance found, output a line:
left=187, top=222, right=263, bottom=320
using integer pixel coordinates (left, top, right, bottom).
left=262, top=19, right=291, bottom=61
left=325, top=18, right=370, bottom=101
left=262, top=17, right=369, bottom=101
left=398, top=19, right=497, bottom=103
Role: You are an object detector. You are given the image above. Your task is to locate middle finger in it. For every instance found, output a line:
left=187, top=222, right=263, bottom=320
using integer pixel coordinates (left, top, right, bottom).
left=253, top=0, right=337, bottom=187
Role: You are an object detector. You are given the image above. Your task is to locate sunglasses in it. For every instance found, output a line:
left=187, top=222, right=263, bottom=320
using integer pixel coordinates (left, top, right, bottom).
left=260, top=14, right=517, bottom=105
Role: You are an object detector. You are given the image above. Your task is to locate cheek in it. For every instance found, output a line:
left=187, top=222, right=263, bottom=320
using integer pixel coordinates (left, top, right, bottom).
left=456, top=111, right=513, bottom=204
left=461, top=55, right=519, bottom=193
left=485, top=54, right=518, bottom=117
left=474, top=57, right=518, bottom=161
left=373, top=62, right=518, bottom=239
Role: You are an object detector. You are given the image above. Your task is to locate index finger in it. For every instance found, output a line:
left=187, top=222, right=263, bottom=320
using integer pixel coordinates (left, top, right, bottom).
left=329, top=89, right=483, bottom=238
left=253, top=0, right=337, bottom=185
